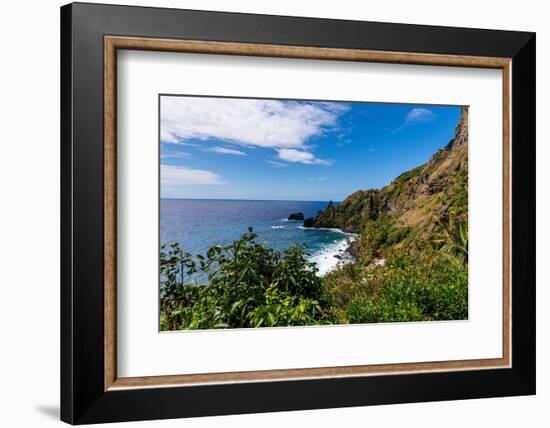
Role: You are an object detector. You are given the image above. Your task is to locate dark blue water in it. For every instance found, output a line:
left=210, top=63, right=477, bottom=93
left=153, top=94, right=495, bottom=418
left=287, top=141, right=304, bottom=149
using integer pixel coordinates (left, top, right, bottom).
left=160, top=199, right=355, bottom=277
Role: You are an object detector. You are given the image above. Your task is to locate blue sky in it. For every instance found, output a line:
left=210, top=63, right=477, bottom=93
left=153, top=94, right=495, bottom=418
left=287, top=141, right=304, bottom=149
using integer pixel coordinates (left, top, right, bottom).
left=160, top=96, right=462, bottom=201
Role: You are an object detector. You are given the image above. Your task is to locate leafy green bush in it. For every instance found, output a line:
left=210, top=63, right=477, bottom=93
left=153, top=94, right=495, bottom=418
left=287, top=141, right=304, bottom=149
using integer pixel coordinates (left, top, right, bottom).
left=448, top=168, right=468, bottom=216
left=353, top=215, right=394, bottom=260
left=161, top=215, right=468, bottom=330
left=247, top=285, right=325, bottom=328
left=340, top=250, right=468, bottom=324
left=160, top=228, right=331, bottom=330
left=386, top=226, right=411, bottom=246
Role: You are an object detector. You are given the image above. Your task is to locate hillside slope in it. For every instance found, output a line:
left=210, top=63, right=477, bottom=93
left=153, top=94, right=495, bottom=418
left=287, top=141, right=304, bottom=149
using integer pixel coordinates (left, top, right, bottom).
left=306, top=106, right=468, bottom=263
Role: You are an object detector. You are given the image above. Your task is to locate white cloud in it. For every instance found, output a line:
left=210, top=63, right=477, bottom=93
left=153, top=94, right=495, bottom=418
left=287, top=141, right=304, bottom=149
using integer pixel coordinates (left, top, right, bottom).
left=405, top=107, right=434, bottom=124
left=161, top=164, right=224, bottom=186
left=160, top=151, right=191, bottom=160
left=161, top=96, right=346, bottom=165
left=207, top=146, right=246, bottom=156
left=392, top=107, right=435, bottom=133
left=336, top=138, right=352, bottom=148
left=266, top=160, right=288, bottom=168
left=277, top=149, right=332, bottom=166
left=175, top=142, right=201, bottom=147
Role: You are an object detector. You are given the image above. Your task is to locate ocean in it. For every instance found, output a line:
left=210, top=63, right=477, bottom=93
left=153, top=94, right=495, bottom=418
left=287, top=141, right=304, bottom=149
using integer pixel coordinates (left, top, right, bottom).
left=160, top=199, right=355, bottom=278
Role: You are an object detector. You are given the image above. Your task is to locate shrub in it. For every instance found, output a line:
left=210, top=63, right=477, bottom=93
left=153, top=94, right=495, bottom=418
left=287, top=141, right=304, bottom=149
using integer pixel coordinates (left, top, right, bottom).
left=160, top=228, right=331, bottom=330
left=386, top=226, right=410, bottom=246
left=353, top=215, right=394, bottom=260
left=342, top=250, right=468, bottom=324
left=160, top=222, right=468, bottom=330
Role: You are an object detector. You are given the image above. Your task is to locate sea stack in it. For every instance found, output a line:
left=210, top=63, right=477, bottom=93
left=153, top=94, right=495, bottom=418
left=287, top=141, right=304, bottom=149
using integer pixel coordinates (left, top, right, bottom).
left=303, top=217, right=315, bottom=227
left=288, top=212, right=305, bottom=220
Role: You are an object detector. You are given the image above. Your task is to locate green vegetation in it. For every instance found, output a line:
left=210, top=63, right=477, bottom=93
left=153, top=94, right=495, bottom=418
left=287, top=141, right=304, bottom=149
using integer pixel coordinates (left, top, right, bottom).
left=323, top=242, right=467, bottom=325
left=160, top=107, right=469, bottom=330
left=160, top=228, right=331, bottom=330
left=389, top=165, right=424, bottom=196
left=160, top=218, right=468, bottom=330
left=159, top=164, right=468, bottom=330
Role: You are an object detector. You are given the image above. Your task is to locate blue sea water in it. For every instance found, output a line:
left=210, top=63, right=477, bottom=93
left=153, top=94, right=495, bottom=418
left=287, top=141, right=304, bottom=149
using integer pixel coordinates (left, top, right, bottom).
left=160, top=199, right=355, bottom=277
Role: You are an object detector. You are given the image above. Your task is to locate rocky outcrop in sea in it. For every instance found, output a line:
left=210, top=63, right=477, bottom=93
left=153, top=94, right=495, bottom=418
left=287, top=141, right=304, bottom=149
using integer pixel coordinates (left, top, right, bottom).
left=288, top=212, right=304, bottom=220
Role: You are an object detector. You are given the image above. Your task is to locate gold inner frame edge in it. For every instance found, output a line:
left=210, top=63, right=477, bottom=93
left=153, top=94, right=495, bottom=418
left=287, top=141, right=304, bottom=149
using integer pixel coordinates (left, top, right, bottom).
left=104, top=36, right=512, bottom=391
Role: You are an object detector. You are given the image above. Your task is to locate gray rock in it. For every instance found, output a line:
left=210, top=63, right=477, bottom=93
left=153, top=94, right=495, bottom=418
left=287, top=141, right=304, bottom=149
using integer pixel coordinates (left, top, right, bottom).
left=288, top=212, right=305, bottom=220
left=303, top=217, right=315, bottom=227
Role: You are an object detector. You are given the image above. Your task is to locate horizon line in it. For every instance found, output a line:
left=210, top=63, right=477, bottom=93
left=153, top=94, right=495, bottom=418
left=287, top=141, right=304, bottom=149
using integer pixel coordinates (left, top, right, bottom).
left=160, top=197, right=341, bottom=203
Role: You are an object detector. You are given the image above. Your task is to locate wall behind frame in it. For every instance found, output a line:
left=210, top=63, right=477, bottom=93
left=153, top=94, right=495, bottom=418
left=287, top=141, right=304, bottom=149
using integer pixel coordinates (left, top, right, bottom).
left=0, top=0, right=545, bottom=427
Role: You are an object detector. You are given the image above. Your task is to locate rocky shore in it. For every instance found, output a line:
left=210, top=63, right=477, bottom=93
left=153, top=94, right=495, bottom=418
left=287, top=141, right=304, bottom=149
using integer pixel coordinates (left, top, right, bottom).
left=300, top=106, right=469, bottom=270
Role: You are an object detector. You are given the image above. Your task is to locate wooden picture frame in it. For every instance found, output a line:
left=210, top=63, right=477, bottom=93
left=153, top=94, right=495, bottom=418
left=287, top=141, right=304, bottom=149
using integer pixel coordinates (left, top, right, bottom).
left=61, top=2, right=535, bottom=424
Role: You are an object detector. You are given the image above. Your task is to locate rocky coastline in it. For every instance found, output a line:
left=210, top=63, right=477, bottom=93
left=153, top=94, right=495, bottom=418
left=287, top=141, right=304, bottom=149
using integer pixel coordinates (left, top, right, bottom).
left=300, top=106, right=469, bottom=270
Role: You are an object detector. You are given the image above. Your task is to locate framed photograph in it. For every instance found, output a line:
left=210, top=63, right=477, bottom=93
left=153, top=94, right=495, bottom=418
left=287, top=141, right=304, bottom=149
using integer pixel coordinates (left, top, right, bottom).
left=61, top=2, right=535, bottom=424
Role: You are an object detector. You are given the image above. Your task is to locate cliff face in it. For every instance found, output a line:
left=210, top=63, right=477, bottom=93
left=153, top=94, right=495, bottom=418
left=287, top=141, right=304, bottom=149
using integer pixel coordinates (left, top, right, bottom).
left=308, top=107, right=468, bottom=256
